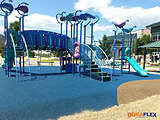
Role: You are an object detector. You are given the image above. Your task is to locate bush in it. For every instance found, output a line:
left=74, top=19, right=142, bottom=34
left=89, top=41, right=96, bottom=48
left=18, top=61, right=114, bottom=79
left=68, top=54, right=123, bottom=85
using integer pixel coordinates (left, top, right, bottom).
left=29, top=50, right=35, bottom=58
left=1, top=48, right=4, bottom=58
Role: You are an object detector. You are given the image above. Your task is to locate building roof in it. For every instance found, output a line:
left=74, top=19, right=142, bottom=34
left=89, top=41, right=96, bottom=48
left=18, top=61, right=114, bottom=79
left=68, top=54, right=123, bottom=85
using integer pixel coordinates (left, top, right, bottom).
left=139, top=40, right=160, bottom=48
left=146, top=21, right=160, bottom=28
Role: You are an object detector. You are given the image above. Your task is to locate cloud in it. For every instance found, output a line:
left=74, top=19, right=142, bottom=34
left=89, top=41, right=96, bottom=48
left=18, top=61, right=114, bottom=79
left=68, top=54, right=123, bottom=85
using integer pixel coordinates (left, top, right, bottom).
left=94, top=24, right=113, bottom=32
left=75, top=0, right=111, bottom=11
left=0, top=26, right=4, bottom=34
left=24, top=13, right=59, bottom=32
left=0, top=12, right=59, bottom=34
left=75, top=0, right=160, bottom=28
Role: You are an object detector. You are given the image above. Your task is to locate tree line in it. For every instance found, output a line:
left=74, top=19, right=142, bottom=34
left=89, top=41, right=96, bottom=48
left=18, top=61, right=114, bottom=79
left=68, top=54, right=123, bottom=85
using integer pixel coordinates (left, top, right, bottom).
left=99, top=34, right=152, bottom=57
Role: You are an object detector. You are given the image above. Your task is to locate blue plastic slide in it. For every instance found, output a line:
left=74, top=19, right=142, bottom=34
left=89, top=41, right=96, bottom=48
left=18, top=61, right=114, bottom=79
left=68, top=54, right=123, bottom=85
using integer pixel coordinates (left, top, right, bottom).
left=124, top=56, right=148, bottom=77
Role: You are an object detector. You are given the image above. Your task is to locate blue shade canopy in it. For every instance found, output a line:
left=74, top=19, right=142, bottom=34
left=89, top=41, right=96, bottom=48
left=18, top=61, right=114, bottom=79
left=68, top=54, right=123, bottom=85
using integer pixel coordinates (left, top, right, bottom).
left=60, top=16, right=65, bottom=21
left=15, top=5, right=28, bottom=14
left=65, top=13, right=74, bottom=21
left=72, top=15, right=80, bottom=21
left=113, top=20, right=129, bottom=28
left=0, top=3, right=13, bottom=13
left=123, top=26, right=136, bottom=33
left=80, top=13, right=96, bottom=20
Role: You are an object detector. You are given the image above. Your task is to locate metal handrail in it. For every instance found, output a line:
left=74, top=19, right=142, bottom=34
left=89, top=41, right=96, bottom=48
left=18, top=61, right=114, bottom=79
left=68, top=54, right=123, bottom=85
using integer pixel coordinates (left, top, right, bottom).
left=81, top=43, right=103, bottom=81
left=92, top=45, right=112, bottom=80
left=21, top=34, right=31, bottom=76
left=9, top=33, right=18, bottom=78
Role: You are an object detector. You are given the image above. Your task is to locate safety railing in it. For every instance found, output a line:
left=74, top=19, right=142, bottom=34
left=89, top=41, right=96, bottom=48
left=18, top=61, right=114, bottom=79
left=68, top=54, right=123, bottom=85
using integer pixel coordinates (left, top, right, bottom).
left=81, top=43, right=104, bottom=81
left=9, top=31, right=31, bottom=81
left=92, top=45, right=112, bottom=80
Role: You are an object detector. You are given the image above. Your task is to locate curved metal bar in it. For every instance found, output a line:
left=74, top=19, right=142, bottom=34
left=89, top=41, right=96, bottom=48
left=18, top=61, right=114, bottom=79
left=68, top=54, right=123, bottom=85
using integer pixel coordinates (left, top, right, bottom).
left=61, top=11, right=66, bottom=16
left=59, top=11, right=66, bottom=22
left=1, top=0, right=6, bottom=11
left=0, top=13, right=4, bottom=16
left=113, top=27, right=118, bottom=32
left=9, top=33, right=18, bottom=77
left=18, top=2, right=29, bottom=6
left=75, top=10, right=82, bottom=16
left=56, top=13, right=62, bottom=24
left=69, top=20, right=73, bottom=25
left=90, top=15, right=99, bottom=25
left=0, top=0, right=13, bottom=15
left=16, top=2, right=29, bottom=16
left=76, top=18, right=82, bottom=24
left=74, top=10, right=82, bottom=23
left=84, top=18, right=91, bottom=26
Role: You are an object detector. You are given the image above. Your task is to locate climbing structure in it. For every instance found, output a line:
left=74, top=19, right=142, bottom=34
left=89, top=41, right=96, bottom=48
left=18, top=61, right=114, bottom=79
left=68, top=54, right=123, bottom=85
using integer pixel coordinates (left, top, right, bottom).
left=56, top=11, right=112, bottom=81
left=1, top=1, right=112, bottom=82
left=112, top=20, right=148, bottom=76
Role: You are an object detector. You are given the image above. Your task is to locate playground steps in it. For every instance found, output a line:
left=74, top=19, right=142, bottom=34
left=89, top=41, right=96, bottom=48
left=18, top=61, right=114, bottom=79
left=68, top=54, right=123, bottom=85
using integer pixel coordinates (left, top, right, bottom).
left=15, top=46, right=24, bottom=56
left=82, top=61, right=111, bottom=82
left=14, top=46, right=31, bottom=77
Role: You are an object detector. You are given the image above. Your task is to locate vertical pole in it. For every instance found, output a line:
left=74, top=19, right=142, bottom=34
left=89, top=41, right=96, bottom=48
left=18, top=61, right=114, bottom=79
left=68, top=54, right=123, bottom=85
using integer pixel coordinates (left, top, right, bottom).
left=129, top=32, right=132, bottom=73
left=133, top=34, right=136, bottom=58
left=121, top=30, right=125, bottom=73
left=91, top=24, right=93, bottom=62
left=22, top=16, right=24, bottom=31
left=19, top=17, right=22, bottom=73
left=75, top=23, right=79, bottom=72
left=76, top=23, right=78, bottom=42
left=113, top=30, right=117, bottom=73
left=70, top=23, right=73, bottom=68
left=21, top=16, right=25, bottom=73
left=19, top=17, right=22, bottom=32
left=143, top=47, right=146, bottom=69
left=60, top=23, right=63, bottom=34
left=83, top=25, right=86, bottom=72
left=84, top=25, right=86, bottom=44
left=65, top=21, right=68, bottom=64
left=79, top=22, right=83, bottom=76
left=72, top=23, right=76, bottom=74
left=70, top=24, right=73, bottom=39
left=70, top=23, right=73, bottom=52
left=60, top=23, right=63, bottom=72
left=4, top=13, right=9, bottom=76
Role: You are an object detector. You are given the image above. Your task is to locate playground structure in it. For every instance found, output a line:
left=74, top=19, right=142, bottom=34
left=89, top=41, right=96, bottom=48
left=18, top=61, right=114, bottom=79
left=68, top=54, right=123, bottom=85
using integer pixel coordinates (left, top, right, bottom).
left=1, top=0, right=112, bottom=82
left=0, top=0, right=148, bottom=82
left=55, top=11, right=112, bottom=81
left=0, top=0, right=31, bottom=79
left=111, top=20, right=148, bottom=77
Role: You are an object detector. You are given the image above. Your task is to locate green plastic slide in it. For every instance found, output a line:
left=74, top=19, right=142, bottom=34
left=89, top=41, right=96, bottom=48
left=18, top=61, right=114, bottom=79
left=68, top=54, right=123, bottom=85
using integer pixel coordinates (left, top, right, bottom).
left=124, top=56, right=148, bottom=77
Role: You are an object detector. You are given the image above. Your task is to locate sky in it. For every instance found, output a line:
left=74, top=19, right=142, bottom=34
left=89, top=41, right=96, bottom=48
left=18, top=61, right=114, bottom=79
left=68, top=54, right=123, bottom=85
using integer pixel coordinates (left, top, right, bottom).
left=0, top=0, right=160, bottom=42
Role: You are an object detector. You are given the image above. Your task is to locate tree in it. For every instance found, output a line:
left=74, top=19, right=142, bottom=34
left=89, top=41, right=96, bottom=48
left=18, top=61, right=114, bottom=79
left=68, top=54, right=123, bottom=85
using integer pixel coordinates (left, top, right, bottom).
left=135, top=35, right=152, bottom=55
left=9, top=21, right=19, bottom=32
left=99, top=35, right=112, bottom=58
left=0, top=21, right=20, bottom=58
left=0, top=35, right=5, bottom=57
